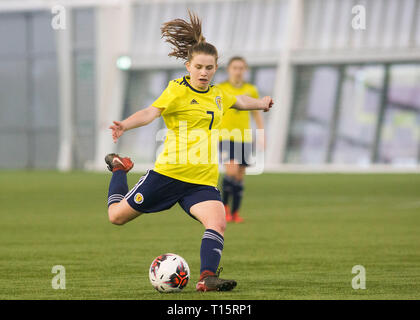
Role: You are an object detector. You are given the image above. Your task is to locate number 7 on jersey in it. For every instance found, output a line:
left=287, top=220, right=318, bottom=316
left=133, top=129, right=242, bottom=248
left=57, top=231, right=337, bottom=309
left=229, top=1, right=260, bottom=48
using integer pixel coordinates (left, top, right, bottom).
left=206, top=111, right=214, bottom=130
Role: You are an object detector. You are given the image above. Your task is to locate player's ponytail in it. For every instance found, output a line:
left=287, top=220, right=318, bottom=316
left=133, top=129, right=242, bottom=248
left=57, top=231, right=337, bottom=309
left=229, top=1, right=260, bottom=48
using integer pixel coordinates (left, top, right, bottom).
left=161, top=10, right=218, bottom=63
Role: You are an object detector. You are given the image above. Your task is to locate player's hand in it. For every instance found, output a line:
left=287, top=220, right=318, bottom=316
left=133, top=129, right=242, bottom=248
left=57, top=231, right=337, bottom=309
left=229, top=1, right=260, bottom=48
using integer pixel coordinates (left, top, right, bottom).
left=109, top=121, right=125, bottom=143
left=261, top=96, right=273, bottom=112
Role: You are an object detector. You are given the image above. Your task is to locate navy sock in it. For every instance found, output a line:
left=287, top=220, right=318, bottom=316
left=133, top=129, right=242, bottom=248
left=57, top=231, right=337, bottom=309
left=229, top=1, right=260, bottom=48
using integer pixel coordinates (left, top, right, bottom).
left=231, top=180, right=244, bottom=213
left=200, top=229, right=224, bottom=274
left=107, top=170, right=128, bottom=207
left=222, top=175, right=234, bottom=206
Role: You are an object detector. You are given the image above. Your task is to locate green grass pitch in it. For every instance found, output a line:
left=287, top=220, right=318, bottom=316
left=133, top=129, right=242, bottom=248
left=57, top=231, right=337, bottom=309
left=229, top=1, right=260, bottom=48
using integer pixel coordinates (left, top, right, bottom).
left=1, top=170, right=419, bottom=300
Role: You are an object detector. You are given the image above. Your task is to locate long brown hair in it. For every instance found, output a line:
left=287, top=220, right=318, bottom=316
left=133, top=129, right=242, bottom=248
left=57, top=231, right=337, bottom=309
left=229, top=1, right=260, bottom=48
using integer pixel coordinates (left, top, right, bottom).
left=161, top=10, right=218, bottom=63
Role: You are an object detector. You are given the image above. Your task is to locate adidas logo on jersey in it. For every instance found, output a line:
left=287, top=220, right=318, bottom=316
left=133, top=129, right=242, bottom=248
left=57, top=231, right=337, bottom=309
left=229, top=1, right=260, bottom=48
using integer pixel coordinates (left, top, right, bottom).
left=190, top=99, right=199, bottom=105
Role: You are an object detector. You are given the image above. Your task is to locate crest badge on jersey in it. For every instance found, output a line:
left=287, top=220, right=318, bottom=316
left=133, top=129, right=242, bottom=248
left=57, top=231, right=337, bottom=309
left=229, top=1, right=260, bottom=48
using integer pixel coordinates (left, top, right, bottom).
left=134, top=192, right=144, bottom=204
left=215, top=96, right=222, bottom=110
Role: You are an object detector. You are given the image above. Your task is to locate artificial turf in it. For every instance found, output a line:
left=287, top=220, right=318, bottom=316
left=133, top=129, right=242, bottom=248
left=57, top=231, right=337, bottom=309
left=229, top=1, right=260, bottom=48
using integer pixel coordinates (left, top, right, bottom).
left=0, top=170, right=419, bottom=299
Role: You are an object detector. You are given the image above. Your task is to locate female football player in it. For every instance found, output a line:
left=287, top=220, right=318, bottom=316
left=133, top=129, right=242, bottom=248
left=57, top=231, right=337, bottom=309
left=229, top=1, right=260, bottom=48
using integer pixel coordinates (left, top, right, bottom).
left=105, top=11, right=273, bottom=292
left=218, top=57, right=265, bottom=223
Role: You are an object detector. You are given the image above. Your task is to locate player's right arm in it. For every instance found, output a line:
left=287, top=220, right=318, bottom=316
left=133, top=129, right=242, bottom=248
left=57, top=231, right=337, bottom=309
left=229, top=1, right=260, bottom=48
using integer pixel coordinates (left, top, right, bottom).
left=109, top=105, right=162, bottom=143
left=110, top=80, right=178, bottom=143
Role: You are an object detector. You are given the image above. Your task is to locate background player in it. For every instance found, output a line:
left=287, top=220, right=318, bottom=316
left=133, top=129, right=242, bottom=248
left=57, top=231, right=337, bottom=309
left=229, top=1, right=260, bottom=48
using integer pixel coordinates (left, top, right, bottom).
left=218, top=57, right=265, bottom=223
left=105, top=11, right=273, bottom=292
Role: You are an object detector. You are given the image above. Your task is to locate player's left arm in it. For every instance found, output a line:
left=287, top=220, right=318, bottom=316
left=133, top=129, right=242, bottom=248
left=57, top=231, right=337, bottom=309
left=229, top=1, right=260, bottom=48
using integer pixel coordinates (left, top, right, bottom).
left=232, top=95, right=273, bottom=112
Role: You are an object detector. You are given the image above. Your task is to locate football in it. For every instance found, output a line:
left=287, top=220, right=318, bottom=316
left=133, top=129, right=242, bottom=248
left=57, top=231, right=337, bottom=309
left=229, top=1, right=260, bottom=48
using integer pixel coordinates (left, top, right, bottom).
left=149, top=253, right=190, bottom=293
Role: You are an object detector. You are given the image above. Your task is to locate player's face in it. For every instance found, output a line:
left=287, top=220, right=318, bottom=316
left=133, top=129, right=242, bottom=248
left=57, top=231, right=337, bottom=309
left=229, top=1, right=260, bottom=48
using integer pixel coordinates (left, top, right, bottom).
left=228, top=60, right=247, bottom=84
left=186, top=54, right=218, bottom=90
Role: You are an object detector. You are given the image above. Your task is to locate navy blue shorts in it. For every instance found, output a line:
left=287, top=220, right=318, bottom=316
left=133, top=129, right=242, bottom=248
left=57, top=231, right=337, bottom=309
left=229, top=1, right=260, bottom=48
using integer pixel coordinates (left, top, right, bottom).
left=125, top=170, right=221, bottom=219
left=219, top=140, right=252, bottom=167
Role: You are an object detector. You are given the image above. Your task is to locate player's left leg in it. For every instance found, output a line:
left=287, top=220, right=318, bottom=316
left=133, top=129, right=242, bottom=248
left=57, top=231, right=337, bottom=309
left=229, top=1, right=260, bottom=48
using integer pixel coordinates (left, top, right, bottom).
left=231, top=164, right=246, bottom=223
left=189, top=200, right=237, bottom=292
left=230, top=141, right=252, bottom=223
left=220, top=140, right=237, bottom=222
left=222, top=161, right=238, bottom=222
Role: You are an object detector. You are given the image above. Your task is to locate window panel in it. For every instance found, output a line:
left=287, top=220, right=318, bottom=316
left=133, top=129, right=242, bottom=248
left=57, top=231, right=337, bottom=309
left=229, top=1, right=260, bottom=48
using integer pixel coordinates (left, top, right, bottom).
left=254, top=67, right=276, bottom=97
left=388, top=64, right=420, bottom=110
left=286, top=66, right=338, bottom=163
left=336, top=66, right=384, bottom=144
left=330, top=65, right=384, bottom=163
left=31, top=12, right=56, bottom=55
left=73, top=8, right=95, bottom=50
left=379, top=109, right=419, bottom=164
left=32, top=57, right=59, bottom=128
left=288, top=63, right=420, bottom=165
left=0, top=59, right=28, bottom=128
left=0, top=13, right=26, bottom=56
left=377, top=64, right=420, bottom=164
left=332, top=140, right=371, bottom=165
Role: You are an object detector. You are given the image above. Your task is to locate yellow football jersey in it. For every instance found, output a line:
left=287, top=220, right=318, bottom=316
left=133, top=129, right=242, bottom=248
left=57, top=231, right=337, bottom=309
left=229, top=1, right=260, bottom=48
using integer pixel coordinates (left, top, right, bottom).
left=217, top=81, right=259, bottom=143
left=152, top=76, right=237, bottom=187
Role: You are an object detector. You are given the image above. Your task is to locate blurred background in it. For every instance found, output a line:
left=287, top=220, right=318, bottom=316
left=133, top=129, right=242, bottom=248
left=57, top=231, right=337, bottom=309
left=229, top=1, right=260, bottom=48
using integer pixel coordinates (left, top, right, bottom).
left=1, top=0, right=419, bottom=173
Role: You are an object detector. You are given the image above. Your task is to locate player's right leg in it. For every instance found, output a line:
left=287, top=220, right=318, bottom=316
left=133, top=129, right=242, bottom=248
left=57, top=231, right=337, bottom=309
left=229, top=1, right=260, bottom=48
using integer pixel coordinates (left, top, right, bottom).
left=105, top=153, right=142, bottom=225
left=188, top=200, right=237, bottom=292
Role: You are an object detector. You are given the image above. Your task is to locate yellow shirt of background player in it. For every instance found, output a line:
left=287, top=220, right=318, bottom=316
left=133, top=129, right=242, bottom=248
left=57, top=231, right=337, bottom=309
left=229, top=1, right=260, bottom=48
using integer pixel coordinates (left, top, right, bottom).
left=152, top=76, right=237, bottom=187
left=217, top=81, right=259, bottom=143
